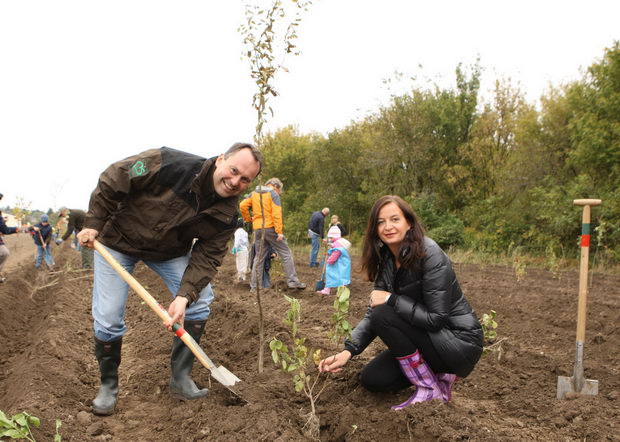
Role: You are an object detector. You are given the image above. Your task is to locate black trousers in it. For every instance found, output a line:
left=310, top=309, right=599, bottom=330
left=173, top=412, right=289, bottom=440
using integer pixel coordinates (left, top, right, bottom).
left=359, top=304, right=450, bottom=392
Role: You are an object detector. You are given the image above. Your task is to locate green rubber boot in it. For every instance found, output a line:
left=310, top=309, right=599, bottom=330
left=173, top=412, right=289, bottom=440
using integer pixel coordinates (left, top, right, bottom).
left=169, top=320, right=209, bottom=400
left=92, top=337, right=122, bottom=415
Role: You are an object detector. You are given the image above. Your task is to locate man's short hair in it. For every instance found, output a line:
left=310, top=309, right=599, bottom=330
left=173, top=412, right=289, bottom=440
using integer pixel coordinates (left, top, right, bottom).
left=322, top=207, right=330, bottom=215
left=224, top=142, right=264, bottom=175
left=265, top=178, right=283, bottom=190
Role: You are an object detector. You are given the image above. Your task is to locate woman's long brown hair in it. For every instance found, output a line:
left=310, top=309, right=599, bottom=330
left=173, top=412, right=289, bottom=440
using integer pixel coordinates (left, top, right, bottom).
left=360, top=195, right=426, bottom=281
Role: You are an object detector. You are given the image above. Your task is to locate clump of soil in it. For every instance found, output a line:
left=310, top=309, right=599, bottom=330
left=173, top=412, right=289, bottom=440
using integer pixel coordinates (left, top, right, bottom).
left=1, top=246, right=618, bottom=441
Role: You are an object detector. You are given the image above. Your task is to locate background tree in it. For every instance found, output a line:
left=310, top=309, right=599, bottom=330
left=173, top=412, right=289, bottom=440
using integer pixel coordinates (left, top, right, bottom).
left=252, top=41, right=620, bottom=262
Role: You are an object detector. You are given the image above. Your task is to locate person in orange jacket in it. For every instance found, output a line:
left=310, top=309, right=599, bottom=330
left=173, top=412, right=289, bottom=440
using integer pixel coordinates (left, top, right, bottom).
left=239, top=178, right=306, bottom=291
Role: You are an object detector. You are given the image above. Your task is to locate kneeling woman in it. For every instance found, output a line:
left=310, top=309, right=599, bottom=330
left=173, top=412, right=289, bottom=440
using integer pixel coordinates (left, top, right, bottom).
left=319, top=195, right=483, bottom=409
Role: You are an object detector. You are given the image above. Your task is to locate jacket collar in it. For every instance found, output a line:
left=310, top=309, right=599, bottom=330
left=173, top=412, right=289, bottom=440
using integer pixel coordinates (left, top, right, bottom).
left=191, top=157, right=216, bottom=198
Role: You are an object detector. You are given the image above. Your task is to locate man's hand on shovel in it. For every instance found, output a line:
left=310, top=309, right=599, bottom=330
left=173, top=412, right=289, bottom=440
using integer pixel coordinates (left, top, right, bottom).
left=166, top=296, right=188, bottom=331
left=77, top=228, right=99, bottom=248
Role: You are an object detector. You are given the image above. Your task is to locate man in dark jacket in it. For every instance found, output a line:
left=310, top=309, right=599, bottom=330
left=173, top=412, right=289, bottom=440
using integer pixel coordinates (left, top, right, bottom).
left=0, top=193, right=23, bottom=283
left=56, top=208, right=93, bottom=268
left=77, top=143, right=262, bottom=415
left=307, top=207, right=329, bottom=267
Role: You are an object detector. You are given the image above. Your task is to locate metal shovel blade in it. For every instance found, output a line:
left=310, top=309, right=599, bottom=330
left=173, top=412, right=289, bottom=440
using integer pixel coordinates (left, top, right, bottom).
left=212, top=365, right=242, bottom=387
left=557, top=341, right=599, bottom=399
left=557, top=375, right=599, bottom=399
left=189, top=337, right=241, bottom=387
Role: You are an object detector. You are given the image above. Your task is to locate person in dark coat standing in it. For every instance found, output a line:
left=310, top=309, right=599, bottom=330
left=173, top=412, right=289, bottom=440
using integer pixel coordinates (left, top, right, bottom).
left=307, top=207, right=330, bottom=267
left=319, top=195, right=483, bottom=409
left=56, top=208, right=94, bottom=268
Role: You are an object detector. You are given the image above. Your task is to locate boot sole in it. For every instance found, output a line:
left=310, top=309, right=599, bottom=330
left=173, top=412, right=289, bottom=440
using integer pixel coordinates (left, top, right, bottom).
left=169, top=387, right=209, bottom=401
left=92, top=406, right=115, bottom=416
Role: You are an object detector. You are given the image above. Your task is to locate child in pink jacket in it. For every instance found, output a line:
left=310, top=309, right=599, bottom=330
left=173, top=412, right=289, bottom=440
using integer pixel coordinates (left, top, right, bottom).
left=317, top=226, right=351, bottom=295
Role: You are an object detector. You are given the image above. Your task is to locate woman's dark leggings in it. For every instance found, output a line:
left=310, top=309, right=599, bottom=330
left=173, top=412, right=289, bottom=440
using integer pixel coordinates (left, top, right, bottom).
left=359, top=304, right=450, bottom=393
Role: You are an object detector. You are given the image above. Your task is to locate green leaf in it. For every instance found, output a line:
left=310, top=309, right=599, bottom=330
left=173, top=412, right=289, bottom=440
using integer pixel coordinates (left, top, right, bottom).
left=15, top=414, right=27, bottom=427
left=271, top=350, right=280, bottom=364
left=338, top=287, right=350, bottom=303
left=28, top=415, right=41, bottom=427
left=1, top=429, right=27, bottom=438
left=312, top=349, right=322, bottom=365
left=269, top=339, right=283, bottom=350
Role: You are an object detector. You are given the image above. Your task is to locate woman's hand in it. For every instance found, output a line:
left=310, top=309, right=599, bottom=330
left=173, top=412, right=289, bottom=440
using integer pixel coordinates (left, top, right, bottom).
left=318, top=350, right=352, bottom=373
left=369, top=290, right=391, bottom=307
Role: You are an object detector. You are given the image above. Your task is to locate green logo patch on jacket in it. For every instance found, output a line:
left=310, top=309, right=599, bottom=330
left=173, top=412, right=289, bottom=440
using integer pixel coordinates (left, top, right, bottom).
left=129, top=160, right=148, bottom=178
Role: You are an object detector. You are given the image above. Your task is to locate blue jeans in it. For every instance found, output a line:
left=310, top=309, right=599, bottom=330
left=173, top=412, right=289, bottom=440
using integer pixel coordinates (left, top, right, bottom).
left=92, top=244, right=214, bottom=342
left=309, top=230, right=320, bottom=266
left=250, top=228, right=302, bottom=289
left=35, top=245, right=55, bottom=268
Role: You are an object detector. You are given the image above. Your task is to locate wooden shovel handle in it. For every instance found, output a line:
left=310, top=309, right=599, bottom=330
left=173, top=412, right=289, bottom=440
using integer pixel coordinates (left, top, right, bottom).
left=573, top=199, right=601, bottom=342
left=573, top=199, right=601, bottom=206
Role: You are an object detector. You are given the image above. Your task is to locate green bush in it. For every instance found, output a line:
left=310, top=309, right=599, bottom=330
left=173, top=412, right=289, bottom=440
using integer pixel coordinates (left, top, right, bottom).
left=408, top=193, right=465, bottom=248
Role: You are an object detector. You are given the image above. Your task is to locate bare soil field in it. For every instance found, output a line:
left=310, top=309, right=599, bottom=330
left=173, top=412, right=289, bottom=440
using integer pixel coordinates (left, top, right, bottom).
left=1, top=233, right=35, bottom=273
left=1, top=245, right=618, bottom=441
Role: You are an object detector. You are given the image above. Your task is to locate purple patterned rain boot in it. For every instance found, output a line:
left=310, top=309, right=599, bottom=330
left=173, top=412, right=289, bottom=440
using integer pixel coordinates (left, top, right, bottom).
left=436, top=373, right=459, bottom=402
left=392, top=351, right=443, bottom=410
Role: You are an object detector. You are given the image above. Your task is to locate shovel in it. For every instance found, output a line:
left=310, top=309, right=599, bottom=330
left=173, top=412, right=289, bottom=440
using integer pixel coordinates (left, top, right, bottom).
left=557, top=199, right=601, bottom=399
left=93, top=240, right=241, bottom=389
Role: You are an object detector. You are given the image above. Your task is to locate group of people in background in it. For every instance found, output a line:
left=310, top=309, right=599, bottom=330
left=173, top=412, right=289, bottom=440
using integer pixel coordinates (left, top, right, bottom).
left=0, top=192, right=93, bottom=280
left=233, top=197, right=354, bottom=297
left=2, top=142, right=484, bottom=416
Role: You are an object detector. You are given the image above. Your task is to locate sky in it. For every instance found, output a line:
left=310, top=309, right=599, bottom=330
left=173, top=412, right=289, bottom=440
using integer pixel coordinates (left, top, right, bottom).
left=1, top=0, right=618, bottom=212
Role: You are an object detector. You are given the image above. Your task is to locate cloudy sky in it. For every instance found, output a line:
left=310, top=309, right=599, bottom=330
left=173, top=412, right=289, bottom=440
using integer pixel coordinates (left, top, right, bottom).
left=1, top=0, right=618, bottom=211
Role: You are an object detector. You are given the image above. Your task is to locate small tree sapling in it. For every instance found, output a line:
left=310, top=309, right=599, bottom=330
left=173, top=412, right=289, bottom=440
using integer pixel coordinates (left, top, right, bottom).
left=269, top=295, right=327, bottom=440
